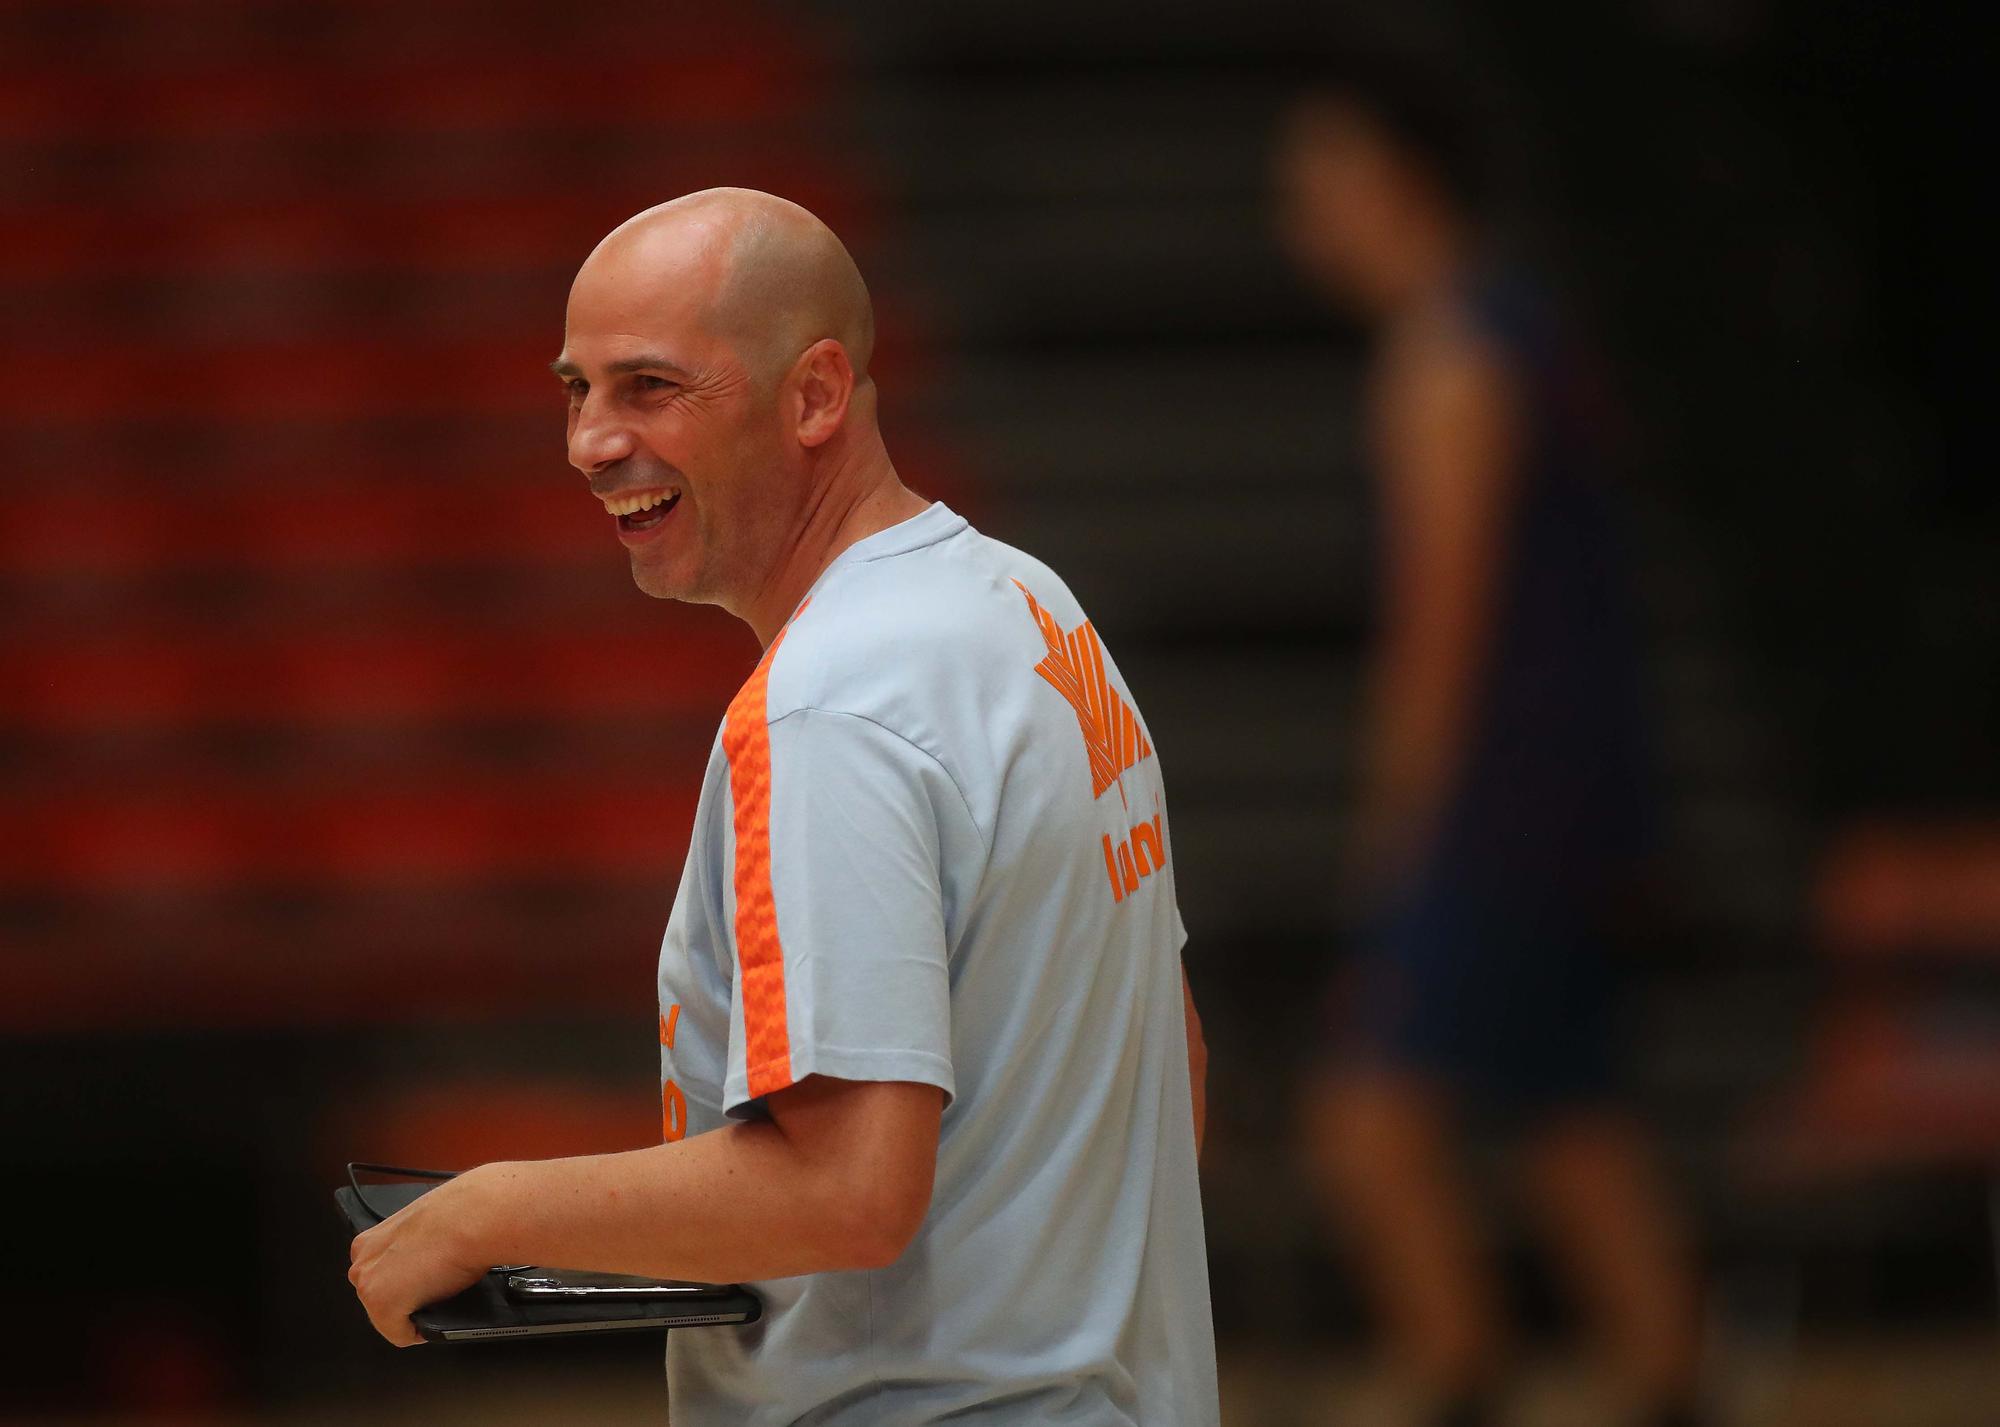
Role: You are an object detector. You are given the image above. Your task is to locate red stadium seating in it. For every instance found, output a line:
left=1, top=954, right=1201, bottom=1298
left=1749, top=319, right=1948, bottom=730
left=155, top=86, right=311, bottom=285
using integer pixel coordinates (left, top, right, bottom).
left=0, top=0, right=958, bottom=1030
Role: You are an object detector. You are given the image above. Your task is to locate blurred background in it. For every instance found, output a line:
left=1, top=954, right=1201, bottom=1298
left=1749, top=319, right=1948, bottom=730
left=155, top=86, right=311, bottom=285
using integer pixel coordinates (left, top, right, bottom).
left=1, top=1, right=1993, bottom=1423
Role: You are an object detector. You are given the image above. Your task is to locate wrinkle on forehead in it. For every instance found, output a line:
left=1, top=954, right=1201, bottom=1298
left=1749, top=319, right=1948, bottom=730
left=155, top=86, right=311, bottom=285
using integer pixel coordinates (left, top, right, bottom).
left=575, top=188, right=875, bottom=384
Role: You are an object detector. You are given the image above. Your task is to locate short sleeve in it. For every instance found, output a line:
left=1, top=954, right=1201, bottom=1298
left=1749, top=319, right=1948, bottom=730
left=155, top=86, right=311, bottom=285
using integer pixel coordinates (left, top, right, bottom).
left=720, top=706, right=962, bottom=1118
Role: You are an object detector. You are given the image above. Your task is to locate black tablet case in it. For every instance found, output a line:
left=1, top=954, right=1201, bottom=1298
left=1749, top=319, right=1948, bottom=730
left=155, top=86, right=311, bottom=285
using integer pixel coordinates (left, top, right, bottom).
left=336, top=1181, right=761, bottom=1343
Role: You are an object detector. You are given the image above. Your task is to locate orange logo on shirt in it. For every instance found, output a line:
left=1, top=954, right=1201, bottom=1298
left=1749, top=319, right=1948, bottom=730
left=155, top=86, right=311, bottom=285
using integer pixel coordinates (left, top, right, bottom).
left=1015, top=580, right=1153, bottom=805
left=659, top=1003, right=685, bottom=1141
left=1104, top=812, right=1167, bottom=903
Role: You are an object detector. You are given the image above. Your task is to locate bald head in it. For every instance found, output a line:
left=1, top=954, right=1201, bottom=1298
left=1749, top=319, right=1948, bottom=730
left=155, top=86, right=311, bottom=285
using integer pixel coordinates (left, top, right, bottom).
left=558, top=189, right=912, bottom=627
left=580, top=188, right=875, bottom=387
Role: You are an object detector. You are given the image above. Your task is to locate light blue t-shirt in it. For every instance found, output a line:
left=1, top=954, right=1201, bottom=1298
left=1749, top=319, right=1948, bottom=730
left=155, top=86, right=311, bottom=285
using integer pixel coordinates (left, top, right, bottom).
left=657, top=502, right=1218, bottom=1425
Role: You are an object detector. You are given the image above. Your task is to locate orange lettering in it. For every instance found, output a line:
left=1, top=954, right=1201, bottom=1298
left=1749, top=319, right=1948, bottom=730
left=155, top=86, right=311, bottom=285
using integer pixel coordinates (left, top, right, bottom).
left=1117, top=839, right=1140, bottom=894
left=1104, top=814, right=1170, bottom=907
left=659, top=1003, right=680, bottom=1049
left=662, top=1079, right=687, bottom=1142
left=1130, top=815, right=1164, bottom=875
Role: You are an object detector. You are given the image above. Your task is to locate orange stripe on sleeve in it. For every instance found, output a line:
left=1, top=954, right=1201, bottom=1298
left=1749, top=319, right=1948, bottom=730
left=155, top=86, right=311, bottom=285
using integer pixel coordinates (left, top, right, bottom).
left=722, top=618, right=799, bottom=1101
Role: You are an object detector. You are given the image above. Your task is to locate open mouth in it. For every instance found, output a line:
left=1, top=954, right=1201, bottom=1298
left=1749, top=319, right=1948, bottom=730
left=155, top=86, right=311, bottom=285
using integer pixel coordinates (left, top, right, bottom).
left=605, top=488, right=682, bottom=533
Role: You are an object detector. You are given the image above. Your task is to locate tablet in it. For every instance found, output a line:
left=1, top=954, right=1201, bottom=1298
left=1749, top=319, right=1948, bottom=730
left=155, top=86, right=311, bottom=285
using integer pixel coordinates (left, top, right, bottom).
left=335, top=1173, right=761, bottom=1344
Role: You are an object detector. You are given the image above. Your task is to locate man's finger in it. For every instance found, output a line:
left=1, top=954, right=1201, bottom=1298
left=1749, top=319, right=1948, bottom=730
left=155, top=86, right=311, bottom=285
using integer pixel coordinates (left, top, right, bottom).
left=364, top=1298, right=422, bottom=1348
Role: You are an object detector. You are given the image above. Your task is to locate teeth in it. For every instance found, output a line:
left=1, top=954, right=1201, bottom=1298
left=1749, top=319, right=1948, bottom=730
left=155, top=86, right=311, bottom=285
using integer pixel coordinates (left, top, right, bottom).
left=603, top=488, right=679, bottom=517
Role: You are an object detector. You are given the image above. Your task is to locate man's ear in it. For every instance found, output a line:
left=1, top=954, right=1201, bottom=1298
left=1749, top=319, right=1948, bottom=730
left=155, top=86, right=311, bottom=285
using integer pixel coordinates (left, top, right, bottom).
left=792, top=338, right=855, bottom=449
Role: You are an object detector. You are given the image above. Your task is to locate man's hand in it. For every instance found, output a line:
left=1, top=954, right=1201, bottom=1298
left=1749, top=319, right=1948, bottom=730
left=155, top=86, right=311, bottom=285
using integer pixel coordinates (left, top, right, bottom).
left=347, top=1169, right=494, bottom=1347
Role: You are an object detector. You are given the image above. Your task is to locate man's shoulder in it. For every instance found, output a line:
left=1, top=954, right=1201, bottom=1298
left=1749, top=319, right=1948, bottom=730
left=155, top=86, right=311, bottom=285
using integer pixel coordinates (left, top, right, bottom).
left=762, top=525, right=1076, bottom=725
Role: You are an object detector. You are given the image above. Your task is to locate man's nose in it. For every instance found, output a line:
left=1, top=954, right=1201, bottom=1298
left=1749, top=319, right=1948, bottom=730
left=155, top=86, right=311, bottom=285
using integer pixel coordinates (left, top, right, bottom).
left=567, top=394, right=637, bottom=475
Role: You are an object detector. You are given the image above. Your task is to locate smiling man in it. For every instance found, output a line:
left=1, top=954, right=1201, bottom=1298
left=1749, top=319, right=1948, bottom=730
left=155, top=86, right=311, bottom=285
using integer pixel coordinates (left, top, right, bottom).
left=347, top=188, right=1219, bottom=1425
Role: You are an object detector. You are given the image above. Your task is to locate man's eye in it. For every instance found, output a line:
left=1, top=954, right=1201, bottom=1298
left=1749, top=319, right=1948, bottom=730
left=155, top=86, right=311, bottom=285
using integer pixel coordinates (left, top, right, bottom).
left=565, top=379, right=588, bottom=400
left=635, top=376, right=676, bottom=392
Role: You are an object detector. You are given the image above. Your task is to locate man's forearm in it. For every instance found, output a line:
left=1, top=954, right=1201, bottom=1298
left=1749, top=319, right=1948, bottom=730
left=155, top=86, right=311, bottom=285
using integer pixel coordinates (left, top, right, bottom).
left=455, top=1120, right=903, bottom=1285
left=349, top=1079, right=940, bottom=1343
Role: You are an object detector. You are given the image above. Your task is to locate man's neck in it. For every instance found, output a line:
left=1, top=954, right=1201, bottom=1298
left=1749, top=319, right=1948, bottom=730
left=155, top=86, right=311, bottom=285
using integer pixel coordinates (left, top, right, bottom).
left=1371, top=211, right=1464, bottom=319
left=740, top=442, right=928, bottom=648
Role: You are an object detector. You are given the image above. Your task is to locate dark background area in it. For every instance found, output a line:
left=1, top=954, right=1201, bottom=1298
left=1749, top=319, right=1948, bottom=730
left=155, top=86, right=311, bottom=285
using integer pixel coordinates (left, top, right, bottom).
left=2, top=2, right=1993, bottom=1422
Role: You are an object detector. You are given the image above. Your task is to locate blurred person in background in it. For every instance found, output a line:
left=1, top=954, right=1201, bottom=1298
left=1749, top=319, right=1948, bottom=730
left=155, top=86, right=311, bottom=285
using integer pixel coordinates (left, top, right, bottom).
left=1276, top=68, right=1705, bottom=1427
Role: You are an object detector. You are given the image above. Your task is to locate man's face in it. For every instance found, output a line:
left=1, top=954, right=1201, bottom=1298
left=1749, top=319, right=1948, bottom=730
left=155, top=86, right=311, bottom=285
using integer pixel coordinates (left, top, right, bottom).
left=1276, top=101, right=1417, bottom=314
left=555, top=241, right=796, bottom=605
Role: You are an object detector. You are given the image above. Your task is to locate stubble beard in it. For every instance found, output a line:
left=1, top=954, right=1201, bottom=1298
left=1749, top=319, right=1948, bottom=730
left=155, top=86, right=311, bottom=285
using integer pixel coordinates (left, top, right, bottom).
left=631, top=546, right=712, bottom=604
left=629, top=512, right=728, bottom=607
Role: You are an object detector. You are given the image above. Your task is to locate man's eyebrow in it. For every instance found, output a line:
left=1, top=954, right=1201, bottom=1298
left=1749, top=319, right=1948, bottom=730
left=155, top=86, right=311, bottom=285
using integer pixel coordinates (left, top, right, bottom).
left=547, top=355, right=692, bottom=379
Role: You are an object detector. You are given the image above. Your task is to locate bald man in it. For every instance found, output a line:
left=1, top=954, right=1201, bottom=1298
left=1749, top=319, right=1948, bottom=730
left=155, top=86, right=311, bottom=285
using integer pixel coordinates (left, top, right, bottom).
left=347, top=190, right=1220, bottom=1425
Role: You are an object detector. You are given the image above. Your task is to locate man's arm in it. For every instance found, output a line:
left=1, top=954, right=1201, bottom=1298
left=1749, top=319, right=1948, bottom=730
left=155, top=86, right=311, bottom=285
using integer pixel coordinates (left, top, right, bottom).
left=1357, top=323, right=1520, bottom=884
left=1183, top=962, right=1206, bottom=1161
left=349, top=1075, right=943, bottom=1346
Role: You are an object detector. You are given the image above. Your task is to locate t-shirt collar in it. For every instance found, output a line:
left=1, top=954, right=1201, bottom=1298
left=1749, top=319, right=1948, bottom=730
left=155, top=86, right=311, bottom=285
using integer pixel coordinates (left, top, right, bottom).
left=801, top=500, right=965, bottom=603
